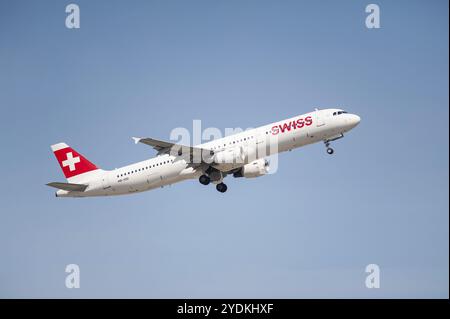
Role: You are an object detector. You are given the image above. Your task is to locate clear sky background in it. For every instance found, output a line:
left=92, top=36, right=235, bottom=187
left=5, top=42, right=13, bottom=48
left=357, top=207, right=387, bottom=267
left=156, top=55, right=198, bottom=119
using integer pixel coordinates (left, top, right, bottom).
left=0, top=0, right=448, bottom=298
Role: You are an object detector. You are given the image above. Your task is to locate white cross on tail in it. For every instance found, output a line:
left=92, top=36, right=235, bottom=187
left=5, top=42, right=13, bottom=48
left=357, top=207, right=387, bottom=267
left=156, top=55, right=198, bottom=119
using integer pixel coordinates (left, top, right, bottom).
left=62, top=152, right=80, bottom=171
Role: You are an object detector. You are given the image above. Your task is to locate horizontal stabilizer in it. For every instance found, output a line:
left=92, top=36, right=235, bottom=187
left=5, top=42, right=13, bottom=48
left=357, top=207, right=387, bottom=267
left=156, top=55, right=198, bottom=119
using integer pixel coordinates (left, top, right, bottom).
left=46, top=182, right=88, bottom=192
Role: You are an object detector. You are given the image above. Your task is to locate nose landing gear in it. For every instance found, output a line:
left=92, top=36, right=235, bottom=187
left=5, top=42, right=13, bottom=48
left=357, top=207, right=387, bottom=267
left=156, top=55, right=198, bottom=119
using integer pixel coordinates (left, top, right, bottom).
left=324, top=140, right=334, bottom=155
left=323, top=134, right=345, bottom=155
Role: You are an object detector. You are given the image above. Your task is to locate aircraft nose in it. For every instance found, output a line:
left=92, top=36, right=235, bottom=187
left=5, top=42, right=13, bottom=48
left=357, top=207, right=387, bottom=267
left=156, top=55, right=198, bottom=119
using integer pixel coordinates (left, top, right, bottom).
left=350, top=114, right=361, bottom=127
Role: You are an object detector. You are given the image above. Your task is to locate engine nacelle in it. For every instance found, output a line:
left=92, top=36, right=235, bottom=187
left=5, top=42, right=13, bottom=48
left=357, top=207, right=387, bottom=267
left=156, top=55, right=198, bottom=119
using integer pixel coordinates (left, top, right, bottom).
left=233, top=158, right=269, bottom=178
left=213, top=146, right=245, bottom=165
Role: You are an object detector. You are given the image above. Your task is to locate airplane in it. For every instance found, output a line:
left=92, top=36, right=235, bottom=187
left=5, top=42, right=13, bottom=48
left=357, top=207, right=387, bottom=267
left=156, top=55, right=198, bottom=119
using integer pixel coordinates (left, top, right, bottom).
left=47, top=108, right=360, bottom=197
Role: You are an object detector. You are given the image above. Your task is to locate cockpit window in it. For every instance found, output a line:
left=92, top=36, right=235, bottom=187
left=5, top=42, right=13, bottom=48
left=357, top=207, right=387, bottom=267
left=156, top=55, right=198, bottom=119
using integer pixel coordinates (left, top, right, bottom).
left=334, top=110, right=348, bottom=116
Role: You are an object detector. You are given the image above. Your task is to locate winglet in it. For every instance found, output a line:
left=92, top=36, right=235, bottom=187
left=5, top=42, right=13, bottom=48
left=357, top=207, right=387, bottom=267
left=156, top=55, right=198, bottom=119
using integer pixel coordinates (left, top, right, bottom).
left=132, top=137, right=141, bottom=144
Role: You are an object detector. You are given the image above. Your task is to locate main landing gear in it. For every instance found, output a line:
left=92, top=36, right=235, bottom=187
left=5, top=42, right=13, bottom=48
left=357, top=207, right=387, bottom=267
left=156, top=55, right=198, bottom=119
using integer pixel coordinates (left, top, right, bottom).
left=216, top=183, right=228, bottom=193
left=199, top=174, right=228, bottom=193
left=199, top=174, right=210, bottom=185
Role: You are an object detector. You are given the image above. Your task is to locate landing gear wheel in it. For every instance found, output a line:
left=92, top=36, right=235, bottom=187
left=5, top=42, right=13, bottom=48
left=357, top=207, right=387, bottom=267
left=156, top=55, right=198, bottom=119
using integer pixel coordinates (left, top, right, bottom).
left=216, top=183, right=228, bottom=193
left=327, top=147, right=334, bottom=155
left=199, top=175, right=210, bottom=185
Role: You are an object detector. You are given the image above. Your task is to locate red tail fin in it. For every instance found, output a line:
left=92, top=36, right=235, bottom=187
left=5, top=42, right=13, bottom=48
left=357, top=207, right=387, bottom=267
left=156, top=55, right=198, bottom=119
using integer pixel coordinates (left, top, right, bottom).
left=51, top=143, right=98, bottom=179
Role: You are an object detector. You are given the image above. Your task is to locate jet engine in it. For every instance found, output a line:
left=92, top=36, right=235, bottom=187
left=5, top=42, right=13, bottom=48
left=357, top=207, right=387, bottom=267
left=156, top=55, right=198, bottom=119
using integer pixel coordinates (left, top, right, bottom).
left=233, top=158, right=269, bottom=178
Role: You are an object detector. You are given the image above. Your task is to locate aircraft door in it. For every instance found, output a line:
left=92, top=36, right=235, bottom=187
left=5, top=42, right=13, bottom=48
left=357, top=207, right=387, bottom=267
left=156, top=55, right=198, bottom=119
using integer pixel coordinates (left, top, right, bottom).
left=255, top=131, right=270, bottom=159
left=101, top=174, right=113, bottom=193
left=306, top=111, right=325, bottom=141
left=315, top=111, right=325, bottom=128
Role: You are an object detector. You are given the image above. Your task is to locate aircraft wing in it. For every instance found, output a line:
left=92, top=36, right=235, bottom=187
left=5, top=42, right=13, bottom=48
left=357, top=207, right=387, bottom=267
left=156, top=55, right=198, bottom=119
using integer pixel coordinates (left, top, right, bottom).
left=132, top=137, right=213, bottom=164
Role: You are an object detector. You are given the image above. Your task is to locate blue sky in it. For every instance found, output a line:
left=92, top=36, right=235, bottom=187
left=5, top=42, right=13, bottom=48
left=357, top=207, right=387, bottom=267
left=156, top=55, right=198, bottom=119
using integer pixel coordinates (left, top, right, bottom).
left=0, top=0, right=448, bottom=298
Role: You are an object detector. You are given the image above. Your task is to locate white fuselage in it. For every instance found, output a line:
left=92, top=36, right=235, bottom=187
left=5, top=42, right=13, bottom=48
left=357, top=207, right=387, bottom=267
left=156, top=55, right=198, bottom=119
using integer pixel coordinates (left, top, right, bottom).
left=56, top=109, right=360, bottom=197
